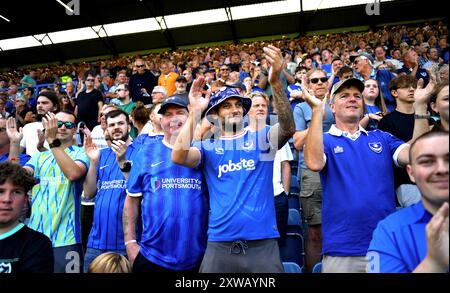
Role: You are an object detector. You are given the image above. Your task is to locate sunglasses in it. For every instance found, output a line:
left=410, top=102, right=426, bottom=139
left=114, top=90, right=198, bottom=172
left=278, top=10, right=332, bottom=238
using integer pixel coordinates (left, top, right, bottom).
left=136, top=65, right=145, bottom=68
left=57, top=121, right=76, bottom=129
left=310, top=77, right=328, bottom=84
left=220, top=68, right=230, bottom=71
left=116, top=88, right=127, bottom=92
left=86, top=79, right=95, bottom=82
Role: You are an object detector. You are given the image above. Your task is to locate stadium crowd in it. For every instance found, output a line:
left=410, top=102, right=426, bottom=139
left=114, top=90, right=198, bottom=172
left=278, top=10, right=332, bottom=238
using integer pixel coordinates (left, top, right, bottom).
left=0, top=21, right=448, bottom=273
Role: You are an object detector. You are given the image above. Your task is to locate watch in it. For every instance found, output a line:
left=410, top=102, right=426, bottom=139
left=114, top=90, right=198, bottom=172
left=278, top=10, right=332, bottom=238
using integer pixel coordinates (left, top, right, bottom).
left=119, top=161, right=132, bottom=172
left=49, top=139, right=62, bottom=148
left=414, top=113, right=431, bottom=119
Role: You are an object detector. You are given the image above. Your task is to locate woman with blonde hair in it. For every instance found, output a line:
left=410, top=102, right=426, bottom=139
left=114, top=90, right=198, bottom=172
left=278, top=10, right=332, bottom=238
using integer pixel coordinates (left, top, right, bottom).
left=360, top=78, right=389, bottom=130
left=88, top=252, right=131, bottom=273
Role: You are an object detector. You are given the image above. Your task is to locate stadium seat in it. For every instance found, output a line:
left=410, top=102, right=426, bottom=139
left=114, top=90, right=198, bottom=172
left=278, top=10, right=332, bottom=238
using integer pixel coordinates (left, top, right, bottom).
left=288, top=193, right=300, bottom=210
left=280, top=209, right=305, bottom=269
left=290, top=175, right=300, bottom=195
left=283, top=262, right=302, bottom=273
left=312, top=262, right=322, bottom=273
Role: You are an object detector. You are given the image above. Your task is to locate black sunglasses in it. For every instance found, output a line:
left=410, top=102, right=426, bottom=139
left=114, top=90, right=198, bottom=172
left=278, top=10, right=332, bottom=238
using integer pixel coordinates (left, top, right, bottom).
left=57, top=121, right=76, bottom=129
left=310, top=77, right=328, bottom=84
left=86, top=79, right=95, bottom=82
left=136, top=65, right=145, bottom=68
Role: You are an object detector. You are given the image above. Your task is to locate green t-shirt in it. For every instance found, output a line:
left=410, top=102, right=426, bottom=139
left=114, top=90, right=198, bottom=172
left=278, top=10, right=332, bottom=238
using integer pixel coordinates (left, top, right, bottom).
left=119, top=101, right=138, bottom=138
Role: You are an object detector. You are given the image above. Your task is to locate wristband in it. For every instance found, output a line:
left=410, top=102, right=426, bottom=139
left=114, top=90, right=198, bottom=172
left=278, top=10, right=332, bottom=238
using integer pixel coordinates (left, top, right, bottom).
left=125, top=240, right=137, bottom=246
left=414, top=113, right=430, bottom=119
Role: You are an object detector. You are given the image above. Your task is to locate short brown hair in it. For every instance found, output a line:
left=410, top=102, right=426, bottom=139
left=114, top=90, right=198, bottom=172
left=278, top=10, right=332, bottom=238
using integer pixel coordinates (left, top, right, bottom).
left=389, top=75, right=417, bottom=92
left=0, top=161, right=37, bottom=194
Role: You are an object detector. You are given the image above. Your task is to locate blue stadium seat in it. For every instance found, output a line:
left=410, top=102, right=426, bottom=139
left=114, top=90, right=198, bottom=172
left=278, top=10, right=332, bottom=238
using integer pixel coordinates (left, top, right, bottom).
left=312, top=262, right=322, bottom=273
left=283, top=262, right=302, bottom=273
left=280, top=209, right=305, bottom=268
left=290, top=175, right=300, bottom=195
left=288, top=193, right=300, bottom=210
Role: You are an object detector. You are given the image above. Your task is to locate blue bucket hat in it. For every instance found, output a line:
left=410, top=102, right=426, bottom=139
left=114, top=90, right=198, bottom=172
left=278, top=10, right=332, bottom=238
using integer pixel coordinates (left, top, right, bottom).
left=204, top=86, right=252, bottom=123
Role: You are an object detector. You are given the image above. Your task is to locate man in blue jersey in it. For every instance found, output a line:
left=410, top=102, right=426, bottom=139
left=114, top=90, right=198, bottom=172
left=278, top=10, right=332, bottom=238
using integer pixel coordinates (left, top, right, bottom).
left=172, top=45, right=295, bottom=273
left=368, top=130, right=448, bottom=273
left=82, top=109, right=138, bottom=272
left=303, top=77, right=431, bottom=273
left=14, top=111, right=89, bottom=273
left=124, top=95, right=209, bottom=272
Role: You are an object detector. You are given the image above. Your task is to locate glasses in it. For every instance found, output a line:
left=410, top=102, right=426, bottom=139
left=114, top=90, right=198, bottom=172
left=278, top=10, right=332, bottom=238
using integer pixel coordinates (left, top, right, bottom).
left=86, top=79, right=95, bottom=82
left=116, top=88, right=127, bottom=92
left=220, top=68, right=230, bottom=71
left=309, top=77, right=328, bottom=84
left=136, top=65, right=145, bottom=68
left=57, top=121, right=76, bottom=129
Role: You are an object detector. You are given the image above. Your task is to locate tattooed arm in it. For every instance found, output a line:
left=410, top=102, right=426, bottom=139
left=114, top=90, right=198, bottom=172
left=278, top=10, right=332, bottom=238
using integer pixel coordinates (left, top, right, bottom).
left=123, top=195, right=141, bottom=266
left=264, top=45, right=296, bottom=149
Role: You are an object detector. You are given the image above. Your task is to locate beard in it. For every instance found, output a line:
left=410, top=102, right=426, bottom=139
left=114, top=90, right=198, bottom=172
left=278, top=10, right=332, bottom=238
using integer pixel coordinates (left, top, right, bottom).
left=110, top=131, right=129, bottom=142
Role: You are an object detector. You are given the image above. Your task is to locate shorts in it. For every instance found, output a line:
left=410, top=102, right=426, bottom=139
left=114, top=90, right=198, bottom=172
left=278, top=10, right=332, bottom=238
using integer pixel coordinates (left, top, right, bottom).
left=299, top=169, right=322, bottom=226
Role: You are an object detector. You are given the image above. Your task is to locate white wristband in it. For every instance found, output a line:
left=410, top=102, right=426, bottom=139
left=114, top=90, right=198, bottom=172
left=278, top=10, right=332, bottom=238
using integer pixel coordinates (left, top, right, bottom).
left=125, top=240, right=137, bottom=246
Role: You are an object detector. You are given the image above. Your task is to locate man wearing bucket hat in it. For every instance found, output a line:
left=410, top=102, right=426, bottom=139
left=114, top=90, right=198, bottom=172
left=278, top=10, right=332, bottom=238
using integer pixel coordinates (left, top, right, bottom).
left=303, top=77, right=431, bottom=273
left=172, top=45, right=295, bottom=273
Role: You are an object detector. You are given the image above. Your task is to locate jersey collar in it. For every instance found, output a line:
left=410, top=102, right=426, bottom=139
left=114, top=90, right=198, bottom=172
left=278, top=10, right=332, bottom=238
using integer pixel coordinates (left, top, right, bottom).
left=328, top=124, right=368, bottom=141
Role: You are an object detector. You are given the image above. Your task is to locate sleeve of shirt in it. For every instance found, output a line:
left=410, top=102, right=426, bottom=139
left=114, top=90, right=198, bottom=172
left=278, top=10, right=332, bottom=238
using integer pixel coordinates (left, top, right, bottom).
left=19, top=154, right=31, bottom=167
left=293, top=104, right=307, bottom=132
left=367, top=221, right=409, bottom=273
left=73, top=148, right=90, bottom=173
left=24, top=153, right=39, bottom=178
left=280, top=143, right=293, bottom=162
left=126, top=149, right=144, bottom=197
left=381, top=131, right=408, bottom=167
left=192, top=140, right=204, bottom=169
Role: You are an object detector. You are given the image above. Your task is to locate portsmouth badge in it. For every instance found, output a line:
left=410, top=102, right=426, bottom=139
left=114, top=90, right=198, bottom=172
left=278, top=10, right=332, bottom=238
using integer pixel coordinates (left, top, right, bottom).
left=368, top=142, right=383, bottom=154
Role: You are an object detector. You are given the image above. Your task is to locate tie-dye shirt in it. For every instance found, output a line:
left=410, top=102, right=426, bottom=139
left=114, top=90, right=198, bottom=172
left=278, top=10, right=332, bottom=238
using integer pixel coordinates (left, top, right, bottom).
left=25, top=146, right=89, bottom=247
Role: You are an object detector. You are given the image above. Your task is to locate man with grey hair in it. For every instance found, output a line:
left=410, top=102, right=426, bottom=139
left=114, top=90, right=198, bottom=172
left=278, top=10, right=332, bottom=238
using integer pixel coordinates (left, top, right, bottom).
left=303, top=77, right=431, bottom=273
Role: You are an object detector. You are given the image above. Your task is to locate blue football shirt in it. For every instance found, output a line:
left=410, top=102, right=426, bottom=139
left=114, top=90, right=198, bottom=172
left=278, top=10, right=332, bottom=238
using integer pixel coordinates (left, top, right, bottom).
left=193, top=126, right=279, bottom=242
left=320, top=126, right=407, bottom=256
left=126, top=140, right=208, bottom=270
left=87, top=143, right=139, bottom=250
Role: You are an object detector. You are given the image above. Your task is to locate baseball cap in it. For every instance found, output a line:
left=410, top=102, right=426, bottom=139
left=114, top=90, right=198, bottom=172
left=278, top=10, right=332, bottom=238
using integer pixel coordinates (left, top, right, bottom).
left=351, top=52, right=375, bottom=66
left=330, top=78, right=365, bottom=100
left=205, top=68, right=216, bottom=74
left=176, top=75, right=187, bottom=83
left=204, top=86, right=251, bottom=123
left=158, top=95, right=189, bottom=114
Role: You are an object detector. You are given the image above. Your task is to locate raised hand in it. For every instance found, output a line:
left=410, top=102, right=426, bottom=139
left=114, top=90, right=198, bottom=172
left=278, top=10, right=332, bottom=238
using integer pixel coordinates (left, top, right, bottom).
left=84, top=135, right=100, bottom=163
left=6, top=117, right=22, bottom=144
left=263, top=45, right=285, bottom=84
left=425, top=202, right=449, bottom=271
left=42, top=112, right=58, bottom=143
left=188, top=76, right=210, bottom=113
left=414, top=77, right=435, bottom=108
left=110, top=140, right=127, bottom=163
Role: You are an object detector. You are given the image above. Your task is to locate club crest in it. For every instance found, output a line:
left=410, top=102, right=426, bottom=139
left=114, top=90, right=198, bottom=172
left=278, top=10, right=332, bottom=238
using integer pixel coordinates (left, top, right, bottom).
left=368, top=142, right=383, bottom=154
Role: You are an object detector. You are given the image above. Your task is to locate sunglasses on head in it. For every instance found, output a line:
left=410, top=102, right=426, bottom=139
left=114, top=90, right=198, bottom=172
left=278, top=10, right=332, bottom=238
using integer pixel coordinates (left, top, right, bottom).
left=57, top=121, right=76, bottom=129
left=310, top=77, right=328, bottom=84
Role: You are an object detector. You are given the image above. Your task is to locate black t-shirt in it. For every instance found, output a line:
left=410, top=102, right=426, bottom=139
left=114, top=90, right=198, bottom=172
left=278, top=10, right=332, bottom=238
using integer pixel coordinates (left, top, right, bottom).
left=378, top=110, right=415, bottom=189
left=0, top=225, right=53, bottom=273
left=76, top=89, right=104, bottom=131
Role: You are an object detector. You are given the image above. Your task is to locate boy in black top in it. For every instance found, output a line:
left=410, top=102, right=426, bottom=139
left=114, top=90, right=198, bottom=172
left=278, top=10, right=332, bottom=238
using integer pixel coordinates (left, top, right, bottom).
left=0, top=161, right=53, bottom=273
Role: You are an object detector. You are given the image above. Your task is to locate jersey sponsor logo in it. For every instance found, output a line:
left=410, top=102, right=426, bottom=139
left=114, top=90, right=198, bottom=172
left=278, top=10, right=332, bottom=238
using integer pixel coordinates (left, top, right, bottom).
left=151, top=177, right=202, bottom=190
left=218, top=159, right=256, bottom=178
left=333, top=146, right=344, bottom=154
left=368, top=142, right=383, bottom=154
left=151, top=161, right=165, bottom=168
left=151, top=177, right=162, bottom=191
